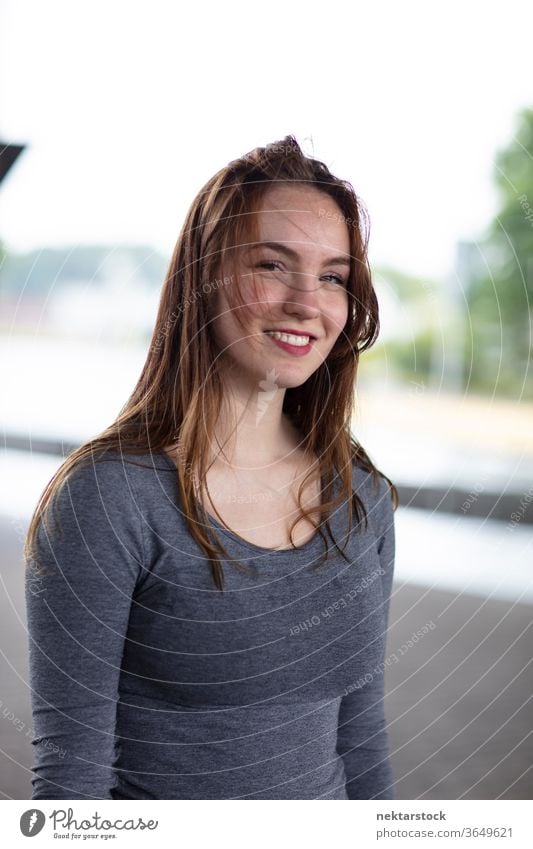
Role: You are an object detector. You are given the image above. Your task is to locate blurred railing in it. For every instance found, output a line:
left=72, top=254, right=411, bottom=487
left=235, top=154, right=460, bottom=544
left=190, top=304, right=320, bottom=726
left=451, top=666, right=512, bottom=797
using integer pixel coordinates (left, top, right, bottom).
left=4, top=431, right=531, bottom=525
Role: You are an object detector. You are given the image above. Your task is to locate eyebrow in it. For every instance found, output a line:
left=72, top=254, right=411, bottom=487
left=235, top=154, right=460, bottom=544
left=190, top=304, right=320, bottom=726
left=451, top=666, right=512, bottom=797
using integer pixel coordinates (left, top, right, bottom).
left=245, top=240, right=351, bottom=268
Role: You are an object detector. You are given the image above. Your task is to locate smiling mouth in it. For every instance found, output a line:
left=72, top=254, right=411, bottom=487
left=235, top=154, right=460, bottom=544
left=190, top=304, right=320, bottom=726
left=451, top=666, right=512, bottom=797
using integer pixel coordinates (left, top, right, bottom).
left=264, top=330, right=314, bottom=346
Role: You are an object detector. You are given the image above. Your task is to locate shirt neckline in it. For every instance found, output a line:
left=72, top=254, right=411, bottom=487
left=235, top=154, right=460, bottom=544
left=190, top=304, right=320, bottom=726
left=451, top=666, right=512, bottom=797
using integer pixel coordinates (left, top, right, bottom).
left=158, top=449, right=326, bottom=556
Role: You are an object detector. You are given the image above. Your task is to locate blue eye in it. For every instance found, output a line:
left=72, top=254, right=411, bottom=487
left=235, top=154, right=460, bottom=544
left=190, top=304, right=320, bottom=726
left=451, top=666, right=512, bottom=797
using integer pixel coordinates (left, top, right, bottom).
left=323, top=274, right=346, bottom=287
left=256, top=262, right=346, bottom=288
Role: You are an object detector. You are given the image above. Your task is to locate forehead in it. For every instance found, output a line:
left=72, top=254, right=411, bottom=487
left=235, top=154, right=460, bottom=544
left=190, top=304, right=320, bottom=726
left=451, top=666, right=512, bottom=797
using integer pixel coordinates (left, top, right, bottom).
left=251, top=183, right=351, bottom=254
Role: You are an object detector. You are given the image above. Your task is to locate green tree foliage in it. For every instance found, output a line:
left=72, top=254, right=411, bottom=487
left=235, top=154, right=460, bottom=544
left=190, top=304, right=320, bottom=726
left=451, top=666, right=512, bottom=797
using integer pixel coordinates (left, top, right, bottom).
left=364, top=264, right=442, bottom=388
left=466, top=106, right=533, bottom=398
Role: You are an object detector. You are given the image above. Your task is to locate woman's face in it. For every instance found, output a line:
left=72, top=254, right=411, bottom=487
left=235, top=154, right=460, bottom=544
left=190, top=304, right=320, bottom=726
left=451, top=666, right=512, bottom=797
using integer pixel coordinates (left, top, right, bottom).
left=208, top=183, right=351, bottom=392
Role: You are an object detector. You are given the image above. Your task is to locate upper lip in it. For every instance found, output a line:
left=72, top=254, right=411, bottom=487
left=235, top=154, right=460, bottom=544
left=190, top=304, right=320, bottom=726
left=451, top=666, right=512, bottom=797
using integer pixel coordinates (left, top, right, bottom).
left=265, top=328, right=317, bottom=339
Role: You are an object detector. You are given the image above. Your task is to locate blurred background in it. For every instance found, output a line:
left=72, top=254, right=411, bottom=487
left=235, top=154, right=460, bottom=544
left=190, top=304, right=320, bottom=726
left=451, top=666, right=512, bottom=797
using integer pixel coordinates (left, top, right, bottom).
left=1, top=0, right=532, bottom=800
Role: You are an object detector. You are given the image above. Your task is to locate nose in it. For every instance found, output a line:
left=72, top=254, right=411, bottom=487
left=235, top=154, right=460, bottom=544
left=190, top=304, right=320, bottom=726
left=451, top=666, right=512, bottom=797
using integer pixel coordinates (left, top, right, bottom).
left=281, top=268, right=321, bottom=315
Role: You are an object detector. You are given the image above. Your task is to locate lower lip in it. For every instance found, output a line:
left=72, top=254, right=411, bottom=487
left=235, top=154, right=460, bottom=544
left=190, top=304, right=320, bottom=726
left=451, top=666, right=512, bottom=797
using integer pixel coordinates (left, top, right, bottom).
left=264, top=333, right=314, bottom=356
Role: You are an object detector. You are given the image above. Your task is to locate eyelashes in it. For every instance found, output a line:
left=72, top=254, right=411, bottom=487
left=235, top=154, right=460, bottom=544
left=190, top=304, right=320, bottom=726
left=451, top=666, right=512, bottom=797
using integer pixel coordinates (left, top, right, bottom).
left=257, top=261, right=283, bottom=272
left=256, top=261, right=347, bottom=288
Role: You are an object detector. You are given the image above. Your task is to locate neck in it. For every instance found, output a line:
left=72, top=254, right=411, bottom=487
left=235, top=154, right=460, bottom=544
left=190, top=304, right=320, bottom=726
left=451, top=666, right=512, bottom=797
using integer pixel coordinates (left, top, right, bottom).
left=209, top=381, right=303, bottom=471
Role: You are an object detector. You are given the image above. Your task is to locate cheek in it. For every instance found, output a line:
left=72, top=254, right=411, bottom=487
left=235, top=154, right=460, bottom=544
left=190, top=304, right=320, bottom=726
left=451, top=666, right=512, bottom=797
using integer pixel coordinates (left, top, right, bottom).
left=324, top=294, right=349, bottom=335
left=207, top=292, right=234, bottom=347
left=208, top=287, right=263, bottom=347
left=233, top=270, right=279, bottom=319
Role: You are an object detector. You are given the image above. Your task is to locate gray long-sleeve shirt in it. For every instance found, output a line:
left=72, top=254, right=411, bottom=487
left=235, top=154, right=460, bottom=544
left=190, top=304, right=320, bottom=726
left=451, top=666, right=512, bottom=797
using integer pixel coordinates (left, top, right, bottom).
left=25, top=449, right=396, bottom=800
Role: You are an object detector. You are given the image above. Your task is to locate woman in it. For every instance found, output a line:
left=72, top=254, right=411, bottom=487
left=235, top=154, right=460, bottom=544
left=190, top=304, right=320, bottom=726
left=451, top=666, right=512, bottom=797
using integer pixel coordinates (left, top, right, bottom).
left=24, top=135, right=398, bottom=800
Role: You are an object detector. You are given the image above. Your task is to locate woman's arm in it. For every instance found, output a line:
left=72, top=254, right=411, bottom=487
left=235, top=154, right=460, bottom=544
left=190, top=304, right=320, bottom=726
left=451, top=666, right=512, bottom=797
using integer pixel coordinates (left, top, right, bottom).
left=24, top=457, right=144, bottom=799
left=336, top=472, right=396, bottom=799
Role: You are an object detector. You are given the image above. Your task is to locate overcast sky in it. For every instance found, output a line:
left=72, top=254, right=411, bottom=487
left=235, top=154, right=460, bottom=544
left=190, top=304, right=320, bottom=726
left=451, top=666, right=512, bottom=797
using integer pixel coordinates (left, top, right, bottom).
left=1, top=0, right=532, bottom=280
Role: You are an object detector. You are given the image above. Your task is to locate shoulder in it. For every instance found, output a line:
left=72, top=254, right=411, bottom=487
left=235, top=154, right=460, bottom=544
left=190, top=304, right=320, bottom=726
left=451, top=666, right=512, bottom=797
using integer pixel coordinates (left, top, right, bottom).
left=57, top=448, right=166, bottom=499
left=47, top=447, right=176, bottom=529
left=350, top=458, right=395, bottom=536
left=40, top=449, right=156, bottom=545
left=56, top=450, right=137, bottom=504
left=28, top=453, right=147, bottom=606
left=350, top=459, right=396, bottom=583
left=27, top=450, right=147, bottom=583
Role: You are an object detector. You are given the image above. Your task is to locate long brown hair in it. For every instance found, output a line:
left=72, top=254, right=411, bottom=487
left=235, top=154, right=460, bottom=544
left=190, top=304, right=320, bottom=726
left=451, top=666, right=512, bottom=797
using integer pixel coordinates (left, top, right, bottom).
left=24, top=134, right=398, bottom=591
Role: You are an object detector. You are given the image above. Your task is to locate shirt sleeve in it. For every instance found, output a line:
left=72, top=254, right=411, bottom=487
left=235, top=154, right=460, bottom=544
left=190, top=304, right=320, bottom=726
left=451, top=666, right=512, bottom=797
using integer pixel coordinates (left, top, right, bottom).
left=336, top=471, right=396, bottom=799
left=24, top=456, right=144, bottom=800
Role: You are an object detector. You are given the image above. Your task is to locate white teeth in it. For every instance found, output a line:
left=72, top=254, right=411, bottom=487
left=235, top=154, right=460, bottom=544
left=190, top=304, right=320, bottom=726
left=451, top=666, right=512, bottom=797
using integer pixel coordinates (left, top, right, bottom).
left=266, top=331, right=310, bottom=346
